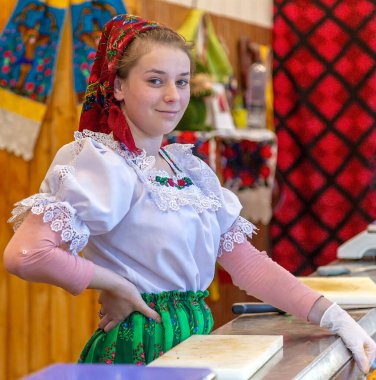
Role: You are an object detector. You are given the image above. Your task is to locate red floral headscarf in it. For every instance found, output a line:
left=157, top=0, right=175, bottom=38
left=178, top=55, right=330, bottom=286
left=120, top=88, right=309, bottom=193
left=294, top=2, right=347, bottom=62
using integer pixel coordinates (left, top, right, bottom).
left=78, top=15, right=163, bottom=152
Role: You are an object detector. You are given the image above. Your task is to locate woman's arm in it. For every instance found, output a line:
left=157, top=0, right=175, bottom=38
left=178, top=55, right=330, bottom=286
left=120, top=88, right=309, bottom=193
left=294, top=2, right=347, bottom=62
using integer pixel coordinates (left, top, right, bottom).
left=217, top=240, right=321, bottom=320
left=217, top=240, right=376, bottom=373
left=4, top=212, right=161, bottom=331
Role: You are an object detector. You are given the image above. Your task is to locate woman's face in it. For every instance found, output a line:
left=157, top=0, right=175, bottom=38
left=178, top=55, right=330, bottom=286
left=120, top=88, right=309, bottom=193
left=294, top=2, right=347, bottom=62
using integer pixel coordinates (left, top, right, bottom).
left=114, top=44, right=191, bottom=144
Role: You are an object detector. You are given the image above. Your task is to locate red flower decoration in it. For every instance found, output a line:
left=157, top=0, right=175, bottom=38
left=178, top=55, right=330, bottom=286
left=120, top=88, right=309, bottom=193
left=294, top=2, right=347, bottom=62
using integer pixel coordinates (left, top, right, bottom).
left=25, top=82, right=35, bottom=92
left=197, top=141, right=209, bottom=156
left=87, top=51, right=96, bottom=60
left=240, top=170, right=255, bottom=186
left=223, top=166, right=234, bottom=180
left=178, top=131, right=197, bottom=144
left=260, top=165, right=271, bottom=178
left=167, top=178, right=175, bottom=186
left=260, top=145, right=272, bottom=158
left=177, top=179, right=186, bottom=186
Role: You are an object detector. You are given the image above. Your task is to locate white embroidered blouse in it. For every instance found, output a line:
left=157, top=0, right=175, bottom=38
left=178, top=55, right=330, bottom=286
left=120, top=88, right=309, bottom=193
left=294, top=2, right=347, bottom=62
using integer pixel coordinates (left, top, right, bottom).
left=9, top=130, right=255, bottom=293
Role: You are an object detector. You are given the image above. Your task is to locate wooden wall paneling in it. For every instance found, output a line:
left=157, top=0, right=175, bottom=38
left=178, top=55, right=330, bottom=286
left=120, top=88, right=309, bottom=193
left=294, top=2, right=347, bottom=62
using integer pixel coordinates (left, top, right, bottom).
left=50, top=287, right=71, bottom=363
left=8, top=277, right=30, bottom=379
left=7, top=155, right=30, bottom=379
left=1, top=4, right=17, bottom=380
left=28, top=283, right=51, bottom=372
left=70, top=290, right=98, bottom=361
left=0, top=150, right=10, bottom=380
left=124, top=0, right=141, bottom=15
left=141, top=0, right=191, bottom=34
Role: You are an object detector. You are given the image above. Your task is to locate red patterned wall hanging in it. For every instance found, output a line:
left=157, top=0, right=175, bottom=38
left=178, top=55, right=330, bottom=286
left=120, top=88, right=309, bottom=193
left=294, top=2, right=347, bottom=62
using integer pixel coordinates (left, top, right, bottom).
left=272, top=0, right=376, bottom=274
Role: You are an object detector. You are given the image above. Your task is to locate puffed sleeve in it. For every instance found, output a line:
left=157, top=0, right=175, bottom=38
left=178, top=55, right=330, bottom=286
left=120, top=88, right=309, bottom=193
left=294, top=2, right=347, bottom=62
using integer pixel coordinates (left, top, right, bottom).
left=8, top=136, right=136, bottom=255
left=168, top=143, right=256, bottom=256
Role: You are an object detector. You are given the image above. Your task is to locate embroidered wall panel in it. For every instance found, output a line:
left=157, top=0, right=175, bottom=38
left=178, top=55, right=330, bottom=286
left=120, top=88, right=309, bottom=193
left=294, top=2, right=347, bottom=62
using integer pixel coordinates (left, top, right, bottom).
left=0, top=0, right=126, bottom=161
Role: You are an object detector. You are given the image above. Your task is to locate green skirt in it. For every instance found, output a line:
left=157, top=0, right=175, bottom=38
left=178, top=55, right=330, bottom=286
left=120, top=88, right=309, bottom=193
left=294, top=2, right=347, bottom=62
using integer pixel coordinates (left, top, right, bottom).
left=78, top=290, right=214, bottom=365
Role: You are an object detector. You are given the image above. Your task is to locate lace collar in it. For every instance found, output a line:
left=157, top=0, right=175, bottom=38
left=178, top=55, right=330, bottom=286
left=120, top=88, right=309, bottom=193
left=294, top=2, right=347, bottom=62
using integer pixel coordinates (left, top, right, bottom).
left=74, top=130, right=221, bottom=213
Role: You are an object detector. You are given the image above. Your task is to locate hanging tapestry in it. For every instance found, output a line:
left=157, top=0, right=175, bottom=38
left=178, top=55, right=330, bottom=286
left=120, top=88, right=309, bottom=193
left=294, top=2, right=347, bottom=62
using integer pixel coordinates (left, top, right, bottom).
left=0, top=0, right=66, bottom=160
left=0, top=0, right=126, bottom=161
left=272, top=0, right=376, bottom=274
left=71, top=0, right=126, bottom=102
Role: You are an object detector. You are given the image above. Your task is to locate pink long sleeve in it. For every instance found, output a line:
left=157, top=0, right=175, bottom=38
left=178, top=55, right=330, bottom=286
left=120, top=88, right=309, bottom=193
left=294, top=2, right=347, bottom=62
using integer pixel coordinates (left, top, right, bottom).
left=217, top=240, right=322, bottom=320
left=4, top=213, right=94, bottom=296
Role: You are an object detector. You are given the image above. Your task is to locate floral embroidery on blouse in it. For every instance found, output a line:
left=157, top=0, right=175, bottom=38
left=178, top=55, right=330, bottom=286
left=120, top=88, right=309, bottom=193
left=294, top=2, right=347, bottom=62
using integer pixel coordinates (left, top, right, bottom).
left=218, top=216, right=256, bottom=256
left=154, top=175, right=193, bottom=189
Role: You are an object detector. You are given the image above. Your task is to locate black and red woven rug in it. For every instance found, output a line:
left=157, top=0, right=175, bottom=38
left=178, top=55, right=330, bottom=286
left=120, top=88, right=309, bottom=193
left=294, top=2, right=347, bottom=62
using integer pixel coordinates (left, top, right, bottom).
left=272, top=0, right=376, bottom=274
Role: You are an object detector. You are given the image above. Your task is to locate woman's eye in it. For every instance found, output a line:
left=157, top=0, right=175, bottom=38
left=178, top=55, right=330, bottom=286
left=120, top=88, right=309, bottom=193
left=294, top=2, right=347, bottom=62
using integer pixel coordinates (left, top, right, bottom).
left=177, top=79, right=189, bottom=87
left=148, top=78, right=162, bottom=85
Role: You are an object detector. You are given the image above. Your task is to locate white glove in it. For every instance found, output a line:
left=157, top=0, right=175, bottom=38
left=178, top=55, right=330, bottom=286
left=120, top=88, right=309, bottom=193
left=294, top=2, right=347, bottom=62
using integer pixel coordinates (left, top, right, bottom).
left=320, top=303, right=376, bottom=373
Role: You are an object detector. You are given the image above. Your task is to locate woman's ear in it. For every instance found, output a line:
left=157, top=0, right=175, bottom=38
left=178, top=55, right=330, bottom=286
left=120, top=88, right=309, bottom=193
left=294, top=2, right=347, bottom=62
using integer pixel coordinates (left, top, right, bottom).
left=113, top=76, right=124, bottom=101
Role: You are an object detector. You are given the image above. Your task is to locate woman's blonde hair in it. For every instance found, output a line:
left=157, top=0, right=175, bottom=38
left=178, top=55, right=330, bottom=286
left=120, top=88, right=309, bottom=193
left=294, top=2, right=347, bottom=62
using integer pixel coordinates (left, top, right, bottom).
left=116, top=28, right=195, bottom=79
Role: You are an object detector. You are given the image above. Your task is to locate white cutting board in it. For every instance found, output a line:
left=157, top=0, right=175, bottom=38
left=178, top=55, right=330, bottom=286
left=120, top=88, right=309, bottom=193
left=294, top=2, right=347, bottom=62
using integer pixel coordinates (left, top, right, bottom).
left=297, top=276, right=376, bottom=305
left=149, top=334, right=283, bottom=380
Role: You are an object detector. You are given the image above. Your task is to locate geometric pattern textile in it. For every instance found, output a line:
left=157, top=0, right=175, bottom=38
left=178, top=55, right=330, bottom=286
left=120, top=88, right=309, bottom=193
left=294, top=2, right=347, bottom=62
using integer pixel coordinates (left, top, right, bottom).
left=272, top=0, right=376, bottom=275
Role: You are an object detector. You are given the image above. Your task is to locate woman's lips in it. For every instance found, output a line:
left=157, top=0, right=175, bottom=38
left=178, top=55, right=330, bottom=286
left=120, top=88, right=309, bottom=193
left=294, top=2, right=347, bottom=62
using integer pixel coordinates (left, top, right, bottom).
left=156, top=110, right=179, bottom=118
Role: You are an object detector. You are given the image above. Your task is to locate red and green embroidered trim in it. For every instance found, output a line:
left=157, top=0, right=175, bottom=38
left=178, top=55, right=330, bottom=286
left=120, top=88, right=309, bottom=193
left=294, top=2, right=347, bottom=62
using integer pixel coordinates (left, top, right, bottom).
left=155, top=176, right=193, bottom=189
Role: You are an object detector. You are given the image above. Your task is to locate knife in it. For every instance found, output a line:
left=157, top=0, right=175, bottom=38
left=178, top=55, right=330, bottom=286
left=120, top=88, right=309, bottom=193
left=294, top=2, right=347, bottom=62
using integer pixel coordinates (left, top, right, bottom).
left=317, top=264, right=376, bottom=276
left=232, top=302, right=286, bottom=315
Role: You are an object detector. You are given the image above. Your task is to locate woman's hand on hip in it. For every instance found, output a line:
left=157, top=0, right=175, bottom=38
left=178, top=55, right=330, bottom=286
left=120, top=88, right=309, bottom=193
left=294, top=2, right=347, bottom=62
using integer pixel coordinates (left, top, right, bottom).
left=87, top=264, right=161, bottom=332
left=97, top=277, right=161, bottom=332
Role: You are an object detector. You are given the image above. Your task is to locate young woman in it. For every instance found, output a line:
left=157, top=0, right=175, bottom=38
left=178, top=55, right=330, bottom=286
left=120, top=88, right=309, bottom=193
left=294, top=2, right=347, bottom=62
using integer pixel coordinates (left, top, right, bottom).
left=4, top=14, right=376, bottom=372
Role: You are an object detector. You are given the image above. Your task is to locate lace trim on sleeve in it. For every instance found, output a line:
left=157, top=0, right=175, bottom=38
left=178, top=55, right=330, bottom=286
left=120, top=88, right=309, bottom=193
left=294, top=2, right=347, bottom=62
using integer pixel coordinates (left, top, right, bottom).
left=218, top=216, right=257, bottom=256
left=8, top=193, right=90, bottom=255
